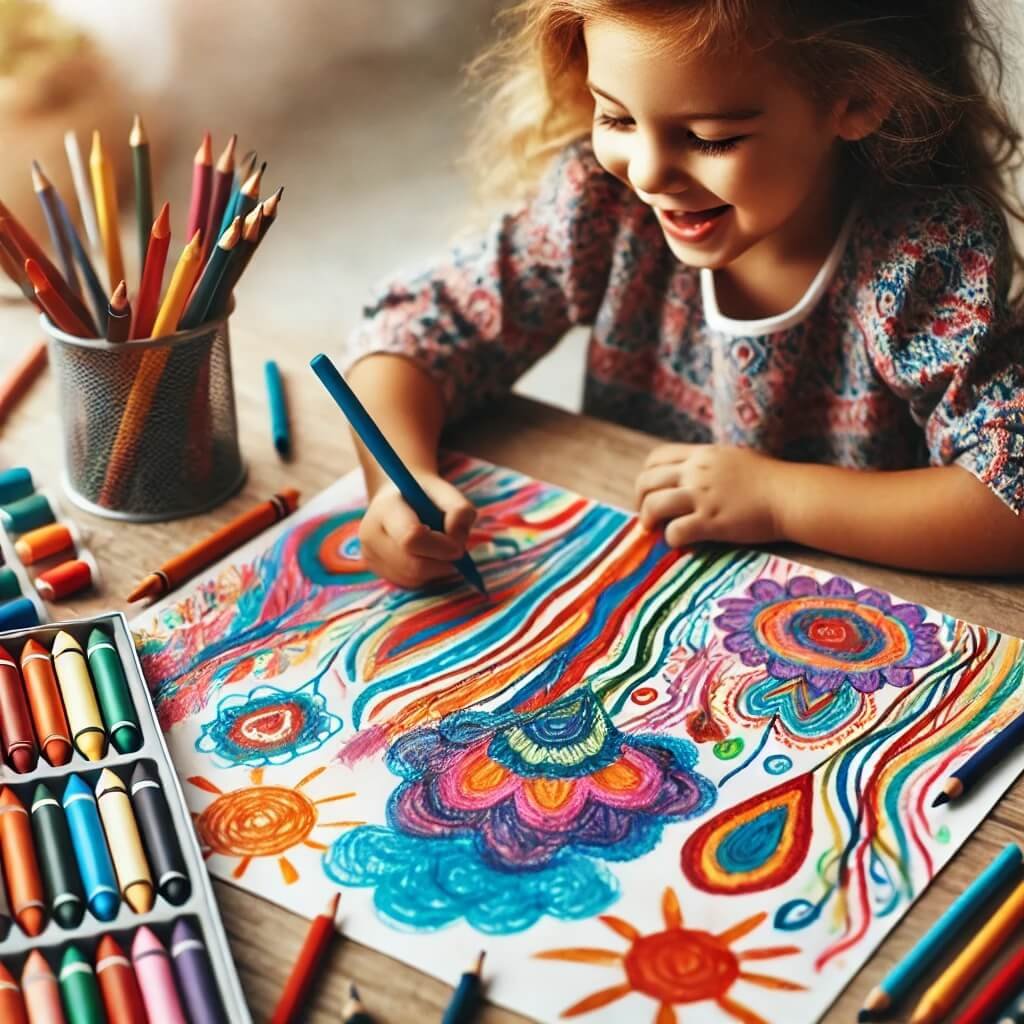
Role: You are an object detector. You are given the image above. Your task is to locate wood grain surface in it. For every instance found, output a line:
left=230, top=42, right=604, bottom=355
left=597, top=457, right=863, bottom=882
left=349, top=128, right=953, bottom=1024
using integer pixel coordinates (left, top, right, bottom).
left=2, top=300, right=1023, bottom=1024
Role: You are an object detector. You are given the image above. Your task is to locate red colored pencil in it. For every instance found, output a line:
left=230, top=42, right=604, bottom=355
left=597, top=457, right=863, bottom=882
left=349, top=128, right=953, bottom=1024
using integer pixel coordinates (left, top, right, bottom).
left=24, top=259, right=96, bottom=337
left=186, top=132, right=213, bottom=245
left=954, top=947, right=1024, bottom=1024
left=269, top=893, right=341, bottom=1024
left=203, top=133, right=236, bottom=265
left=131, top=202, right=171, bottom=339
left=0, top=340, right=47, bottom=426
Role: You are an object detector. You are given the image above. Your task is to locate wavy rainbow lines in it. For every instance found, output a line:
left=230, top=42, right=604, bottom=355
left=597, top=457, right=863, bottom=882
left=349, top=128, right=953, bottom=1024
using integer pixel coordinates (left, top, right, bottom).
left=680, top=773, right=813, bottom=895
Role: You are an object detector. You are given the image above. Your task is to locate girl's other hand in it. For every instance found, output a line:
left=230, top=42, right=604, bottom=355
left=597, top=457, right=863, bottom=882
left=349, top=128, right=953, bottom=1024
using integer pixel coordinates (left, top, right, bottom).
left=635, top=443, right=785, bottom=548
left=359, top=473, right=477, bottom=589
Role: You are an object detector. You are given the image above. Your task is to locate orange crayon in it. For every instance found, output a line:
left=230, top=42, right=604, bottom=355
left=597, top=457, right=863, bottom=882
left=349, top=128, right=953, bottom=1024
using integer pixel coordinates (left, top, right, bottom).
left=0, top=961, right=28, bottom=1024
left=20, top=639, right=73, bottom=767
left=0, top=341, right=47, bottom=427
left=96, top=935, right=147, bottom=1024
left=0, top=787, right=46, bottom=936
left=0, top=643, right=38, bottom=773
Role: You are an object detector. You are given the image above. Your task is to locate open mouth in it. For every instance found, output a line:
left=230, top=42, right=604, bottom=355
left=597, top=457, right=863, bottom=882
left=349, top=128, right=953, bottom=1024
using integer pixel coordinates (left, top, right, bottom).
left=657, top=205, right=731, bottom=243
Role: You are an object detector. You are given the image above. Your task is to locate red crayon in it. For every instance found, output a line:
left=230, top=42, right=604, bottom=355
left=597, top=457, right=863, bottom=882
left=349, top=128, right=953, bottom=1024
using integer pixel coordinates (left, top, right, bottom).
left=0, top=787, right=46, bottom=936
left=0, top=961, right=28, bottom=1024
left=270, top=893, right=341, bottom=1024
left=19, top=639, right=73, bottom=767
left=96, top=934, right=147, bottom=1024
left=0, top=643, right=38, bottom=773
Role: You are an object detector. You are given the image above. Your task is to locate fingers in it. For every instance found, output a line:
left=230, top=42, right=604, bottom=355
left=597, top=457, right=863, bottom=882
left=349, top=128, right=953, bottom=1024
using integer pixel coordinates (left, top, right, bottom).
left=360, top=516, right=456, bottom=590
left=638, top=486, right=694, bottom=529
left=635, top=465, right=681, bottom=508
left=665, top=514, right=708, bottom=549
left=644, top=443, right=696, bottom=469
left=422, top=476, right=478, bottom=545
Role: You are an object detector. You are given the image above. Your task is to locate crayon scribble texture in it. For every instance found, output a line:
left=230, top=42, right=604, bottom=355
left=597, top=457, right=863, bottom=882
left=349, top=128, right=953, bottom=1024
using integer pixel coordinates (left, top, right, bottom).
left=134, top=455, right=1024, bottom=1024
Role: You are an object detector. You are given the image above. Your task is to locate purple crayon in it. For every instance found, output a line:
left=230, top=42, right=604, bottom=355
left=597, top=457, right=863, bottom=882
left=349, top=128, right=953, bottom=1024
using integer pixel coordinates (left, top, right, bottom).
left=171, top=919, right=226, bottom=1024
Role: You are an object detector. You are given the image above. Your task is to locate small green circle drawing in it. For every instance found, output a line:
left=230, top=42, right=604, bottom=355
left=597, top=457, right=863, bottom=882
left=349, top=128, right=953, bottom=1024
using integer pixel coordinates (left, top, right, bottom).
left=936, top=825, right=951, bottom=844
left=713, top=737, right=745, bottom=760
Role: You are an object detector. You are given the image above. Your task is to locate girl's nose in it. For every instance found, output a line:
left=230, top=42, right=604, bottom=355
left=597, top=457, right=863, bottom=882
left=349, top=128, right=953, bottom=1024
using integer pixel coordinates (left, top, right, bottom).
left=628, top=132, right=686, bottom=197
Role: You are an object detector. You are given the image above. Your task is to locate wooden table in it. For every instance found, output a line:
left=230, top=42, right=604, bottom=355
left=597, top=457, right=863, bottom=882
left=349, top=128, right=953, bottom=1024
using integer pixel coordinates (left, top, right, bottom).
left=2, top=304, right=1024, bottom=1023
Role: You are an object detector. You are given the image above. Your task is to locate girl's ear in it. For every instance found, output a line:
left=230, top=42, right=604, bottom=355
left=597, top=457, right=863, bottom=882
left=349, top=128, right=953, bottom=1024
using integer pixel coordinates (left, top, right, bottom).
left=833, top=93, right=889, bottom=142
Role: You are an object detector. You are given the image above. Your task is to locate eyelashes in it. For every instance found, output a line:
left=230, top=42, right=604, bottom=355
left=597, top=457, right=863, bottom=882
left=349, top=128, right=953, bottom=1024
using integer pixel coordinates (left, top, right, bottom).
left=593, top=114, right=744, bottom=155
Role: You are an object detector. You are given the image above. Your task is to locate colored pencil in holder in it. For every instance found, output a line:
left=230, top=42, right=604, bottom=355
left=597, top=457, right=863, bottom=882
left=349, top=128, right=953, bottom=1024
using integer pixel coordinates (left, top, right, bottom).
left=31, top=160, right=79, bottom=295
left=219, top=149, right=256, bottom=239
left=25, top=259, right=96, bottom=338
left=179, top=216, right=242, bottom=330
left=0, top=226, right=33, bottom=299
left=186, top=132, right=213, bottom=246
left=55, top=191, right=109, bottom=334
left=107, top=280, right=131, bottom=343
left=89, top=130, right=125, bottom=290
left=130, top=114, right=154, bottom=274
left=933, top=712, right=1024, bottom=805
left=132, top=201, right=171, bottom=340
left=64, top=129, right=102, bottom=251
left=258, top=185, right=284, bottom=242
left=203, top=133, right=236, bottom=264
left=207, top=206, right=262, bottom=318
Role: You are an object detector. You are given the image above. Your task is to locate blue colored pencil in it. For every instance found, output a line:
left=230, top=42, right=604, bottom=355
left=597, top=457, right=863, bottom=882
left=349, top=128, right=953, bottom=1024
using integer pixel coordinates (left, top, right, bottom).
left=264, top=359, right=291, bottom=458
left=61, top=773, right=120, bottom=922
left=858, top=843, right=1023, bottom=1019
left=55, top=193, right=108, bottom=335
left=309, top=353, right=487, bottom=594
left=441, top=952, right=485, bottom=1024
left=933, top=713, right=1024, bottom=806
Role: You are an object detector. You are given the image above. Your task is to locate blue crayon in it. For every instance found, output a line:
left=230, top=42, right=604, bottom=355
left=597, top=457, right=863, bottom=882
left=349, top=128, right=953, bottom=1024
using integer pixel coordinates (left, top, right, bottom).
left=61, top=773, right=120, bottom=922
left=0, top=597, right=40, bottom=631
left=310, top=353, right=487, bottom=594
left=0, top=467, right=33, bottom=505
left=264, top=360, right=292, bottom=458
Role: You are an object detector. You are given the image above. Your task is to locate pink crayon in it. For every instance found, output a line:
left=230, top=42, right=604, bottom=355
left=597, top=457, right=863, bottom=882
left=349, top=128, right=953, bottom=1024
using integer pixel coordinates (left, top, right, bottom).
left=21, top=950, right=65, bottom=1024
left=131, top=926, right=188, bottom=1024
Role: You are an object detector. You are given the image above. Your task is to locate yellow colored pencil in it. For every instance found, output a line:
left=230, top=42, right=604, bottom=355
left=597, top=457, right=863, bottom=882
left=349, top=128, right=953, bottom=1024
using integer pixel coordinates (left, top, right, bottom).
left=50, top=631, right=106, bottom=762
left=95, top=769, right=154, bottom=914
left=910, top=878, right=1024, bottom=1024
left=89, top=130, right=125, bottom=290
left=99, top=231, right=203, bottom=508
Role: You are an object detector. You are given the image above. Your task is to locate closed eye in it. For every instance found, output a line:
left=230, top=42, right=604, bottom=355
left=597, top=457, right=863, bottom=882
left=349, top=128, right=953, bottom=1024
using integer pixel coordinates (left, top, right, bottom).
left=594, top=115, right=745, bottom=155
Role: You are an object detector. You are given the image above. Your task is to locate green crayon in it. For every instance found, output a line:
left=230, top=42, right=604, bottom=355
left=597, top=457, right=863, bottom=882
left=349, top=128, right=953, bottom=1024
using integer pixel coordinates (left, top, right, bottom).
left=31, top=782, right=85, bottom=929
left=59, top=945, right=105, bottom=1024
left=86, top=628, right=141, bottom=753
left=0, top=566, right=22, bottom=601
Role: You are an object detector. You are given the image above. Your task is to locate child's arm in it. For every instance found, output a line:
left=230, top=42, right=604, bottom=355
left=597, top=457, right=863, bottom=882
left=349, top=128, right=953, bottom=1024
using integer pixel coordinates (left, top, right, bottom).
left=636, top=444, right=1024, bottom=576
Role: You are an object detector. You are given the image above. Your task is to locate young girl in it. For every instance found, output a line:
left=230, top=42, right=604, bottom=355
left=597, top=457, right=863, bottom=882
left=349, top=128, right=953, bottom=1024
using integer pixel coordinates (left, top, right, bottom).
left=343, top=0, right=1024, bottom=588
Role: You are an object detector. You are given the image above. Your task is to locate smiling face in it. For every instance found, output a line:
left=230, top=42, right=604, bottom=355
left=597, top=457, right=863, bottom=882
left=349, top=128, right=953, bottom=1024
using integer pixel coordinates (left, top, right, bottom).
left=585, top=17, right=862, bottom=277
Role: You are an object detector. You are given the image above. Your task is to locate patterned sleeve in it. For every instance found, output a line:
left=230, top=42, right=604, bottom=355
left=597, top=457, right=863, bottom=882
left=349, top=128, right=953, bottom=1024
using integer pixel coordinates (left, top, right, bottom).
left=855, top=191, right=1024, bottom=514
left=342, top=139, right=624, bottom=421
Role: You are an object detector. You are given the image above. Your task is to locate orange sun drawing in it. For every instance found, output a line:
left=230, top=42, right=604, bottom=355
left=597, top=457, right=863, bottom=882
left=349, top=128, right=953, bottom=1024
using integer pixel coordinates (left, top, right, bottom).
left=188, top=765, right=364, bottom=885
left=535, top=887, right=805, bottom=1024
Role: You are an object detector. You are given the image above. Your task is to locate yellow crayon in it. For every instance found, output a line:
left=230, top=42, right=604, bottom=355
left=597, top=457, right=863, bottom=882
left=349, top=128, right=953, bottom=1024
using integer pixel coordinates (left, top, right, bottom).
left=95, top=768, right=154, bottom=914
left=50, top=632, right=106, bottom=761
left=89, top=130, right=124, bottom=290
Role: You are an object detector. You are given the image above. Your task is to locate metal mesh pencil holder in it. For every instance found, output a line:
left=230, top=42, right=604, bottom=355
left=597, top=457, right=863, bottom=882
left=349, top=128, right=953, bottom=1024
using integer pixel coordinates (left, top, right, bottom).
left=43, top=312, right=246, bottom=521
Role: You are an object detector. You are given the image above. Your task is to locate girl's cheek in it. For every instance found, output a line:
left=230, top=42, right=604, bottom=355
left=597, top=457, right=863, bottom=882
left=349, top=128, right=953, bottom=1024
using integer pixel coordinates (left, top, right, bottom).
left=591, top=131, right=627, bottom=181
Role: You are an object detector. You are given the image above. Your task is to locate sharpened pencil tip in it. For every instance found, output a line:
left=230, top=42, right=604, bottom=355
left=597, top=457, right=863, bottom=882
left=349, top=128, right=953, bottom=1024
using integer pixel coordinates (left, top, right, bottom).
left=932, top=793, right=949, bottom=807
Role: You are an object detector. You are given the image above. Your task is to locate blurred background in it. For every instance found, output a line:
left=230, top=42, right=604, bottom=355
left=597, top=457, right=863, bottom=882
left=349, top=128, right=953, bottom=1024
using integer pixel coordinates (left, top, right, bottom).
left=1, top=0, right=1022, bottom=414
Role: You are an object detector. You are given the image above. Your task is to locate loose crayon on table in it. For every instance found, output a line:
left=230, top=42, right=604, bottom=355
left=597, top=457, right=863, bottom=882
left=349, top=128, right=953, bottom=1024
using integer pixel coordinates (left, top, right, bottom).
left=441, top=951, right=486, bottom=1024
left=127, top=488, right=300, bottom=603
left=0, top=643, right=39, bottom=773
left=0, top=566, right=22, bottom=601
left=86, top=628, right=141, bottom=754
left=0, top=961, right=28, bottom=1024
left=172, top=918, right=227, bottom=1024
left=207, top=205, right=262, bottom=318
left=35, top=556, right=97, bottom=602
left=130, top=114, right=153, bottom=272
left=910, top=878, right=1024, bottom=1024
left=0, top=598, right=41, bottom=632
left=0, top=491, right=56, bottom=534
left=187, top=131, right=214, bottom=245
left=22, top=949, right=65, bottom=1024
left=59, top=946, right=104, bottom=1024
left=129, top=762, right=191, bottom=905
left=265, top=359, right=292, bottom=458
left=0, top=343, right=47, bottom=427
left=0, top=466, right=33, bottom=504
left=31, top=161, right=79, bottom=295
left=54, top=193, right=108, bottom=335
left=955, top=945, right=1024, bottom=1024
left=16, top=522, right=79, bottom=567
left=88, top=130, right=124, bottom=290
left=95, top=935, right=146, bottom=1024
left=30, top=782, right=85, bottom=930
left=95, top=768, right=153, bottom=914
left=61, top=774, right=119, bottom=922
left=311, top=353, right=487, bottom=593
left=934, top=713, right=1024, bottom=806
left=270, top=892, right=341, bottom=1024
left=203, top=133, right=236, bottom=265
left=64, top=130, right=101, bottom=251
left=343, top=981, right=374, bottom=1024
left=178, top=215, right=241, bottom=330
left=24, top=259, right=95, bottom=338
left=51, top=631, right=106, bottom=761
left=131, top=201, right=171, bottom=339
left=20, top=639, right=73, bottom=767
left=133, top=926, right=189, bottom=1024
left=106, top=280, right=131, bottom=343
left=0, top=786, right=46, bottom=936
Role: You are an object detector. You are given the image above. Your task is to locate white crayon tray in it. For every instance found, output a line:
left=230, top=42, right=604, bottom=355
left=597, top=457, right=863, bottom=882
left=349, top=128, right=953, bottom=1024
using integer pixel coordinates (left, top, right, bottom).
left=0, top=612, right=251, bottom=1023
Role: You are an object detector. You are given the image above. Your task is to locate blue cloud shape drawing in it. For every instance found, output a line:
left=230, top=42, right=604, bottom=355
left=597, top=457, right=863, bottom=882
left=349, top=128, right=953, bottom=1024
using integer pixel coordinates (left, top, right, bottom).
left=324, top=825, right=620, bottom=934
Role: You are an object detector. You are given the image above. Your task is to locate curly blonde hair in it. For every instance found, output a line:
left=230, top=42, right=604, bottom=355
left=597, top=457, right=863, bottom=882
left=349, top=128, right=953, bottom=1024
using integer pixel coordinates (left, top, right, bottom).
left=464, top=0, right=1023, bottom=269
